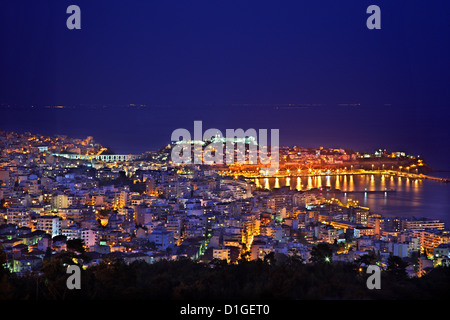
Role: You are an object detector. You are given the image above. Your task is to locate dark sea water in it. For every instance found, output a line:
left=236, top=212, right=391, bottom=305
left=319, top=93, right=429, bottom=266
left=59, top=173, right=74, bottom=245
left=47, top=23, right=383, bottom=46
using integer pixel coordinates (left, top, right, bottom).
left=257, top=174, right=450, bottom=227
left=1, top=105, right=449, bottom=226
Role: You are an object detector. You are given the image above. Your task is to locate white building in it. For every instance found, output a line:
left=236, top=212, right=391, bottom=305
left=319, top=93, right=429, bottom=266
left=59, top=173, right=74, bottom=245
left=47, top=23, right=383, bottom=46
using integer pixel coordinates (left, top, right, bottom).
left=390, top=242, right=409, bottom=258
left=62, top=225, right=81, bottom=240
left=148, top=229, right=174, bottom=250
left=81, top=228, right=99, bottom=248
left=37, top=215, right=62, bottom=237
left=434, top=243, right=450, bottom=258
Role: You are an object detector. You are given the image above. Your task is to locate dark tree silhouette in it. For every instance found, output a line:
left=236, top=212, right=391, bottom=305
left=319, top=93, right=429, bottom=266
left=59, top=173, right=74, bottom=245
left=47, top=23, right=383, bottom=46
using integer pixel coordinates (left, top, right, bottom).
left=386, top=255, right=408, bottom=279
left=67, top=239, right=85, bottom=253
left=0, top=246, right=449, bottom=300
left=355, top=250, right=378, bottom=267
left=309, top=242, right=333, bottom=264
left=263, top=252, right=277, bottom=266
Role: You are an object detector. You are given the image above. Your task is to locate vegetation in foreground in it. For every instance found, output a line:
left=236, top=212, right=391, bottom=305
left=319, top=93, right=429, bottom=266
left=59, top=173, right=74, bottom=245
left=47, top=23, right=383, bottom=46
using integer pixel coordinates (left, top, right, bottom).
left=1, top=246, right=449, bottom=300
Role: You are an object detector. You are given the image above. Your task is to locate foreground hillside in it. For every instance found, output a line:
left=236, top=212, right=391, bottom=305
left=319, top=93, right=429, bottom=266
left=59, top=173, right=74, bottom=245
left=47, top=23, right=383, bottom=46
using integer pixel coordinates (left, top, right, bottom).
left=1, top=251, right=449, bottom=300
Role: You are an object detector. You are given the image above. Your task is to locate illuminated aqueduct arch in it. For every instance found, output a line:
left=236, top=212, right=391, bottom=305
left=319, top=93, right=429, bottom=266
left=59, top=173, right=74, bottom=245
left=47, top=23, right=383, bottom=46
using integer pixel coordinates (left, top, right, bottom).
left=52, top=153, right=139, bottom=162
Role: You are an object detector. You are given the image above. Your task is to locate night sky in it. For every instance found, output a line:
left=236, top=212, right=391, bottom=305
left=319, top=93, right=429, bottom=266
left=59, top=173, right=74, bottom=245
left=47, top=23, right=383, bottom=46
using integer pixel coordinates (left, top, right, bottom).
left=0, top=1, right=449, bottom=168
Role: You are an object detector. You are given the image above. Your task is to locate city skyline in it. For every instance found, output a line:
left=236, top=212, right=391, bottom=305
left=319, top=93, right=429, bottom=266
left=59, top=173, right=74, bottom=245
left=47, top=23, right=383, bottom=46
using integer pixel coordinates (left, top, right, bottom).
left=2, top=102, right=449, bottom=173
left=0, top=0, right=449, bottom=304
left=0, top=128, right=449, bottom=301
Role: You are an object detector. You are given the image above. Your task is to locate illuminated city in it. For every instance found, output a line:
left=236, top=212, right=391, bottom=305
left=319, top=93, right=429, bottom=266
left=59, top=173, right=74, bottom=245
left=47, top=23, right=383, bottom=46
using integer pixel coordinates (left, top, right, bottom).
left=0, top=129, right=449, bottom=298
left=0, top=0, right=449, bottom=309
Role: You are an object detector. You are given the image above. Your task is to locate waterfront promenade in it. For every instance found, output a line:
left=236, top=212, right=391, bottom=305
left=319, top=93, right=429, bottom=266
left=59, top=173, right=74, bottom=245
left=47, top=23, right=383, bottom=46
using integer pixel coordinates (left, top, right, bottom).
left=228, top=170, right=450, bottom=183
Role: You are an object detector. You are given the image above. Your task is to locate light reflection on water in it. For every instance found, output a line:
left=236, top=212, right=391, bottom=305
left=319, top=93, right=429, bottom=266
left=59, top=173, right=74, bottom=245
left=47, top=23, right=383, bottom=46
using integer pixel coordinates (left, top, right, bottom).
left=252, top=174, right=450, bottom=226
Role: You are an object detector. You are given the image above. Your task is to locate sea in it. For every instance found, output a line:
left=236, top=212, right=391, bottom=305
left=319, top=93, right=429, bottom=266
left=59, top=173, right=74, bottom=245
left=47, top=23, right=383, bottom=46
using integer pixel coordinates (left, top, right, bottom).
left=255, top=174, right=450, bottom=226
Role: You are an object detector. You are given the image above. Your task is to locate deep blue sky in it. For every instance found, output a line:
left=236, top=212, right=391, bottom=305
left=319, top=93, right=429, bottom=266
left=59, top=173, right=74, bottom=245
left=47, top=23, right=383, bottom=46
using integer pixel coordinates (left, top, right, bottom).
left=1, top=0, right=449, bottom=107
left=0, top=1, right=449, bottom=168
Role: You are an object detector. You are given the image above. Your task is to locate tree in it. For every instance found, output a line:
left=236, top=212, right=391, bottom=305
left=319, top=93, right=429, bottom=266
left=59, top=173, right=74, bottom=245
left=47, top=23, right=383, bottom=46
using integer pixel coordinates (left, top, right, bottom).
left=209, top=258, right=228, bottom=268
left=407, top=251, right=420, bottom=272
left=98, top=209, right=110, bottom=217
left=0, top=246, right=8, bottom=276
left=238, top=251, right=250, bottom=263
left=43, top=247, right=52, bottom=262
left=67, top=239, right=85, bottom=253
left=309, top=243, right=333, bottom=264
left=263, top=252, right=277, bottom=266
left=386, top=255, right=408, bottom=279
left=355, top=250, right=378, bottom=267
left=39, top=254, right=73, bottom=299
left=286, top=250, right=305, bottom=267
